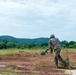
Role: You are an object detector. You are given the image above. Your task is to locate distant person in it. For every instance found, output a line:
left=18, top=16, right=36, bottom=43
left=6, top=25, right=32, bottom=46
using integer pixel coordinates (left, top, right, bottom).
left=45, top=34, right=66, bottom=68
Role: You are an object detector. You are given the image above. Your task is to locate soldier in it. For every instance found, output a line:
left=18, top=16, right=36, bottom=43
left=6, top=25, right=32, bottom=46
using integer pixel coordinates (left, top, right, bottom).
left=45, top=34, right=66, bottom=68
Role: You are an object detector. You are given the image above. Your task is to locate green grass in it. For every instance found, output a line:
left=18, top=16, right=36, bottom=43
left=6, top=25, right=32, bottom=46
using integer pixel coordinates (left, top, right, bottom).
left=62, top=48, right=76, bottom=52
left=0, top=48, right=46, bottom=56
left=0, top=67, right=39, bottom=75
left=0, top=49, right=17, bottom=56
left=40, top=51, right=46, bottom=55
left=0, top=67, right=19, bottom=75
left=0, top=48, right=76, bottom=56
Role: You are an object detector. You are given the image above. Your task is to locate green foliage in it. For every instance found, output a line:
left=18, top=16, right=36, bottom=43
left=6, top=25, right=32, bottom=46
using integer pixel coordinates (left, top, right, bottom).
left=70, top=62, right=76, bottom=66
left=40, top=51, right=46, bottom=55
left=69, top=41, right=76, bottom=45
left=61, top=40, right=69, bottom=48
left=72, top=44, right=76, bottom=48
left=69, top=44, right=76, bottom=48
left=3, top=39, right=8, bottom=44
left=61, top=40, right=76, bottom=49
left=3, top=39, right=8, bottom=49
left=6, top=42, right=16, bottom=48
left=24, top=44, right=36, bottom=49
left=16, top=43, right=24, bottom=49
left=0, top=36, right=49, bottom=45
left=0, top=36, right=76, bottom=49
left=0, top=42, right=5, bottom=49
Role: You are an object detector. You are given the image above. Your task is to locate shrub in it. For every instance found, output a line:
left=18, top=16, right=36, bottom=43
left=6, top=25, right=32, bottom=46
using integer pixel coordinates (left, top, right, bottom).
left=40, top=51, right=46, bottom=55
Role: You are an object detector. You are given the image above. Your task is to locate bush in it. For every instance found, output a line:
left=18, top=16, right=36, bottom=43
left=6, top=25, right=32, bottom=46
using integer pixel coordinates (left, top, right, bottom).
left=40, top=51, right=46, bottom=55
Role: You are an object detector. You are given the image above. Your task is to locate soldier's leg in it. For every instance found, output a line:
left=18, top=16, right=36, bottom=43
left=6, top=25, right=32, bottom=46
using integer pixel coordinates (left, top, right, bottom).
left=58, top=54, right=66, bottom=66
left=54, top=50, right=60, bottom=68
left=54, top=55, right=58, bottom=68
left=54, top=48, right=66, bottom=67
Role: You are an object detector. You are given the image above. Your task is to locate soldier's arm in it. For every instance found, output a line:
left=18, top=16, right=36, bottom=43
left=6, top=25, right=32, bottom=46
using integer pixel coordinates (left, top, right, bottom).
left=45, top=40, right=53, bottom=53
left=49, top=39, right=53, bottom=53
left=45, top=42, right=51, bottom=53
left=45, top=47, right=50, bottom=53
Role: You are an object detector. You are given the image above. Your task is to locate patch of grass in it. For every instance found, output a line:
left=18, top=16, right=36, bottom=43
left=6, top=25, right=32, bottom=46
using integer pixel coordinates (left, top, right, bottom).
left=0, top=67, right=14, bottom=75
left=0, top=67, right=14, bottom=72
left=2, top=73, right=25, bottom=75
left=40, top=51, right=46, bottom=55
left=0, top=67, right=25, bottom=75
left=62, top=48, right=76, bottom=52
left=0, top=49, right=19, bottom=56
left=0, top=49, right=45, bottom=56
left=70, top=62, right=76, bottom=66
left=68, top=49, right=76, bottom=52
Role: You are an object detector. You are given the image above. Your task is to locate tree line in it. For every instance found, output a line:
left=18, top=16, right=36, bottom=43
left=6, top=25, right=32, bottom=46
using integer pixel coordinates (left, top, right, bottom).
left=0, top=39, right=48, bottom=49
left=0, top=39, right=76, bottom=49
left=61, top=40, right=76, bottom=48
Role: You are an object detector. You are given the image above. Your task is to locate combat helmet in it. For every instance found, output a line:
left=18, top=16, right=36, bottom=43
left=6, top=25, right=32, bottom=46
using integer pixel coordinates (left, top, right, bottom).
left=50, top=34, right=55, bottom=38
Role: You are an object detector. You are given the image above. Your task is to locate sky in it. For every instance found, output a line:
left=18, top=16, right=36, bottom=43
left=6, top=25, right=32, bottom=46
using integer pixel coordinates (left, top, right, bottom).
left=0, top=0, right=76, bottom=41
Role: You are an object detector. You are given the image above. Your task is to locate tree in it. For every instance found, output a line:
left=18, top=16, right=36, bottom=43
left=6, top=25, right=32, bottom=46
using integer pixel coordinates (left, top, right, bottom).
left=69, top=41, right=76, bottom=45
left=41, top=43, right=48, bottom=47
left=16, top=43, right=24, bottom=49
left=61, top=40, right=69, bottom=48
left=72, top=44, right=76, bottom=48
left=2, top=39, right=8, bottom=49
left=0, top=42, right=5, bottom=49
left=6, top=42, right=16, bottom=48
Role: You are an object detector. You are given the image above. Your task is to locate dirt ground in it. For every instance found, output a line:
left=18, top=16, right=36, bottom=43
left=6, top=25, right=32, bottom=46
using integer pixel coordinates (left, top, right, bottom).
left=0, top=50, right=76, bottom=75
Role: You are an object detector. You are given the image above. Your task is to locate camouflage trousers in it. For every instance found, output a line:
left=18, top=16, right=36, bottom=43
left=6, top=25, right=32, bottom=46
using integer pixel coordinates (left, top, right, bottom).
left=54, top=48, right=66, bottom=66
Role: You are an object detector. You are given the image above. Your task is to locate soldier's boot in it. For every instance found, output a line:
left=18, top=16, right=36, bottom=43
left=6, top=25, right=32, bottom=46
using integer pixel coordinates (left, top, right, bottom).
left=58, top=55, right=68, bottom=68
left=53, top=63, right=59, bottom=68
left=64, top=61, right=70, bottom=69
left=55, top=63, right=59, bottom=68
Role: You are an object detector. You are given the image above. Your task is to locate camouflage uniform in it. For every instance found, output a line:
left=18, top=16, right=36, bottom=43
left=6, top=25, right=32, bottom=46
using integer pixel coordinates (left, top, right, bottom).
left=49, top=35, right=66, bottom=67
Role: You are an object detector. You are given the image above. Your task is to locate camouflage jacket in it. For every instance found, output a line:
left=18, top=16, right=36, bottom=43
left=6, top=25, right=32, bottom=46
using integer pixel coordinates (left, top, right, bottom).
left=49, top=37, right=61, bottom=50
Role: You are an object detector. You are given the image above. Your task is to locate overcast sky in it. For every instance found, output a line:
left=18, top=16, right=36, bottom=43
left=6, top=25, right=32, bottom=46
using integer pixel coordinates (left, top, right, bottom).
left=0, top=0, right=76, bottom=41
